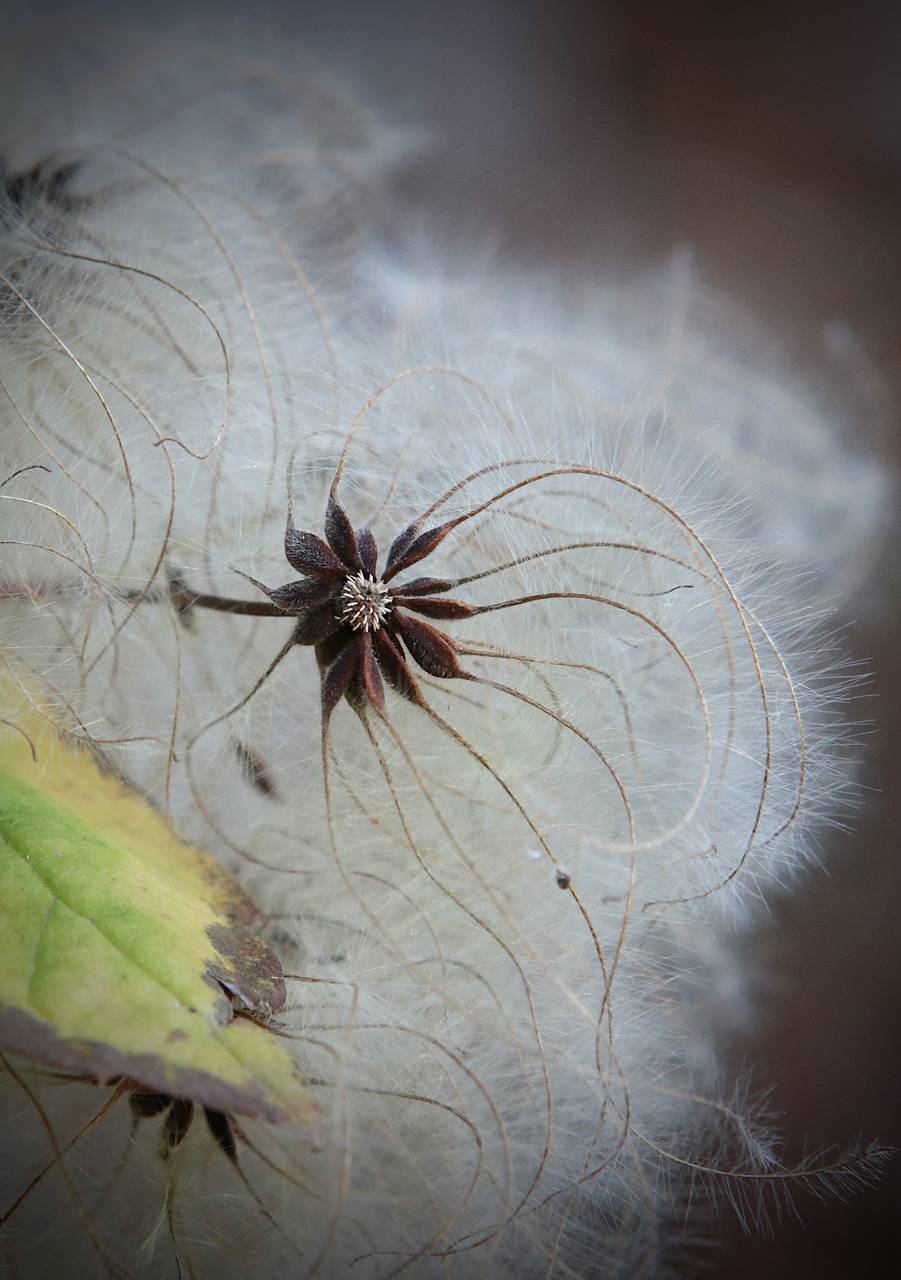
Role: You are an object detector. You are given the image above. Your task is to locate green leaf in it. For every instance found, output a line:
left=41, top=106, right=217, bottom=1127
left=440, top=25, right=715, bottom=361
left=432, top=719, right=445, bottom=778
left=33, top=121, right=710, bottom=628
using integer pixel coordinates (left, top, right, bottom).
left=0, top=681, right=314, bottom=1130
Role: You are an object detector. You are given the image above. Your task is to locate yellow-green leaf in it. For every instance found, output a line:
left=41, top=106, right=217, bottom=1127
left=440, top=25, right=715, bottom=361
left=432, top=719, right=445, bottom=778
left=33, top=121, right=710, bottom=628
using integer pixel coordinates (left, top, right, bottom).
left=0, top=681, right=314, bottom=1130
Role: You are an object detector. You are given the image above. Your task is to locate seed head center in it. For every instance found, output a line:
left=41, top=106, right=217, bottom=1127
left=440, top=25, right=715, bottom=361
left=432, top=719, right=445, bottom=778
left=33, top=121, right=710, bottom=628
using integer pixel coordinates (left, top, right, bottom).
left=339, top=571, right=391, bottom=632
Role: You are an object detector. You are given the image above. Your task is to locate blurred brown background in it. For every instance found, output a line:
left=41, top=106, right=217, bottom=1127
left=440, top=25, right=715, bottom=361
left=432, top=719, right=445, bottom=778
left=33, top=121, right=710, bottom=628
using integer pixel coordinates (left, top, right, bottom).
left=304, top=1, right=900, bottom=1274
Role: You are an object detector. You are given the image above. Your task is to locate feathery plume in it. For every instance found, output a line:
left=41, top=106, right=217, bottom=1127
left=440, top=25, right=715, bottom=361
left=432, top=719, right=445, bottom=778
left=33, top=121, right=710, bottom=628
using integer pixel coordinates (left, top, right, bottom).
left=0, top=16, right=888, bottom=1278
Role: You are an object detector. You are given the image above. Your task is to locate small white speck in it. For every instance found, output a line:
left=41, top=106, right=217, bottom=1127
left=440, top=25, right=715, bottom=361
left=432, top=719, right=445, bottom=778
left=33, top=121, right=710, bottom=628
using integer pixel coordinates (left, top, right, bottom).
left=524, top=847, right=541, bottom=860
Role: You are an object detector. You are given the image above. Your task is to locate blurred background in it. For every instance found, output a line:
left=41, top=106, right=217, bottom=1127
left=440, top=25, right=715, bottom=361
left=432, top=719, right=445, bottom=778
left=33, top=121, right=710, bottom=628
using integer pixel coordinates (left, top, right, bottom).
left=303, top=3, right=900, bottom=1273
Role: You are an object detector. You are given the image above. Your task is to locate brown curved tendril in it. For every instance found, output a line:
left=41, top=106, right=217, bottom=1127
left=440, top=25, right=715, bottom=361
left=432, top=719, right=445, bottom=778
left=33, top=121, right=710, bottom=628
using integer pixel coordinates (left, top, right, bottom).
left=179, top=460, right=716, bottom=868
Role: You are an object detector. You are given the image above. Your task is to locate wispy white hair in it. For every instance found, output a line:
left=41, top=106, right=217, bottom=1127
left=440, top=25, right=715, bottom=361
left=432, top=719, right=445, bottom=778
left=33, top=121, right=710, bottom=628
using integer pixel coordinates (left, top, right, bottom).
left=0, top=15, right=888, bottom=1279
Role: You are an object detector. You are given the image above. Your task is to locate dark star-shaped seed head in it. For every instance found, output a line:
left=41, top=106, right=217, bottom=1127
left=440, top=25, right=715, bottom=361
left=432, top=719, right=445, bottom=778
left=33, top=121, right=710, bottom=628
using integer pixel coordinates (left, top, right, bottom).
left=247, top=496, right=477, bottom=731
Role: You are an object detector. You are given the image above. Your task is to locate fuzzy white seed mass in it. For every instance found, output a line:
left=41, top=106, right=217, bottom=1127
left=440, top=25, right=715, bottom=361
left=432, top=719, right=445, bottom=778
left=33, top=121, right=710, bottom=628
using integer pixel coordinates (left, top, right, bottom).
left=0, top=21, right=888, bottom=1280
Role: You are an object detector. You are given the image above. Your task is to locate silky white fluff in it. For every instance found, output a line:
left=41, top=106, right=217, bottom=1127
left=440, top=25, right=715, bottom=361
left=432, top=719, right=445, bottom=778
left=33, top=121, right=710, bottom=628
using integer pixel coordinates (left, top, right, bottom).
left=0, top=20, right=888, bottom=1280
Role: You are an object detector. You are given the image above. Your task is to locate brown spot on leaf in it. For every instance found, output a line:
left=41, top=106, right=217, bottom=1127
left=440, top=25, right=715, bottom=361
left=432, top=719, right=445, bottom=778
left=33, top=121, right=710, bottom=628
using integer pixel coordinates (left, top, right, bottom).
left=206, top=923, right=287, bottom=1019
